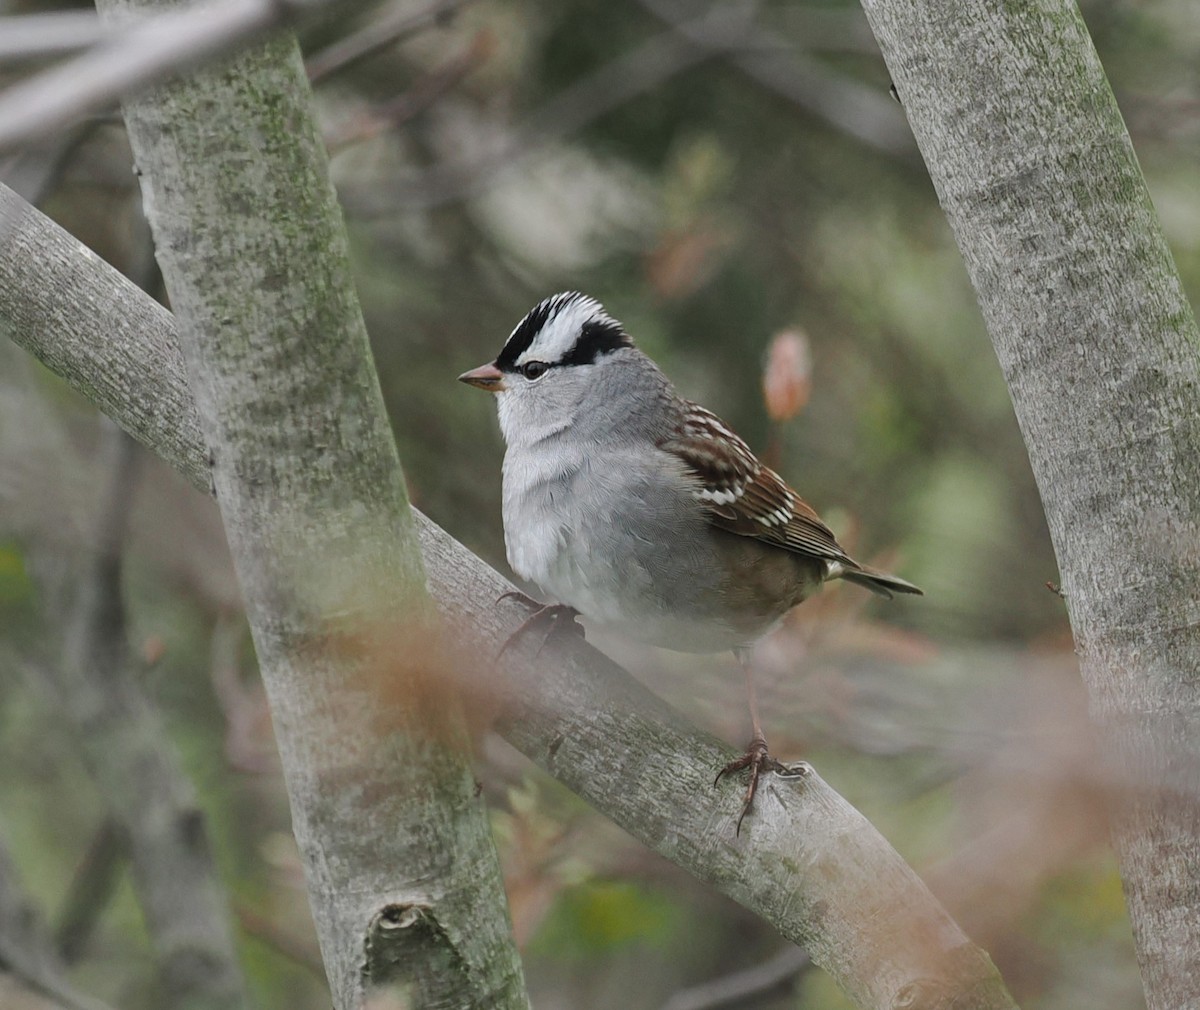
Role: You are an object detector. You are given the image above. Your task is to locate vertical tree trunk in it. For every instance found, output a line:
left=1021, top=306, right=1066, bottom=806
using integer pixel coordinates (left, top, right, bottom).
left=859, top=2, right=1200, bottom=1006
left=89, top=9, right=530, bottom=1006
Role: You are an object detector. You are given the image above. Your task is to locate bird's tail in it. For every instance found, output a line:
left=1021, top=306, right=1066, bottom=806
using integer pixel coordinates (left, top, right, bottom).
left=838, top=564, right=923, bottom=599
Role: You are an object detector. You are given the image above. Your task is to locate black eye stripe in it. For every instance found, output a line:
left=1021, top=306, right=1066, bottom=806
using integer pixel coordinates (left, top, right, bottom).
left=559, top=319, right=631, bottom=366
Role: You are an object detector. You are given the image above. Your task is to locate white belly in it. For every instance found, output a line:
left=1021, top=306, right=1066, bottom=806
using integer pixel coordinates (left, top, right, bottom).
left=501, top=445, right=789, bottom=653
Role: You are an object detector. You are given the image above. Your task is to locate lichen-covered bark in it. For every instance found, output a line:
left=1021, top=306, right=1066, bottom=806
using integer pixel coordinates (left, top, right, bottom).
left=0, top=182, right=1018, bottom=1010
left=76, top=9, right=528, bottom=1005
left=858, top=2, right=1200, bottom=1006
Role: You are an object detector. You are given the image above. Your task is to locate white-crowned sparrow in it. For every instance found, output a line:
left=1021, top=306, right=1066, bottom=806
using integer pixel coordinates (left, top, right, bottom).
left=460, top=292, right=921, bottom=827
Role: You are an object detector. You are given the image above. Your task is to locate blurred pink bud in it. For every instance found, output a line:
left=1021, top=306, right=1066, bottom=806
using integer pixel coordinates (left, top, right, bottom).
left=762, top=328, right=812, bottom=422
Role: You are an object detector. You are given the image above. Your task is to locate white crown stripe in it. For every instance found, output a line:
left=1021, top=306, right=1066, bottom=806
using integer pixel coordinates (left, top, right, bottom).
left=514, top=294, right=618, bottom=367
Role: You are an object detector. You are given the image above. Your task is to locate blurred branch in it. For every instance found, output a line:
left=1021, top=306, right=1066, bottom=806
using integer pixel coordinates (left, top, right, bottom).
left=634, top=0, right=913, bottom=156
left=0, top=13, right=109, bottom=63
left=660, top=945, right=811, bottom=1010
left=0, top=120, right=104, bottom=207
left=0, top=182, right=1019, bottom=1010
left=306, top=0, right=473, bottom=84
left=379, top=0, right=911, bottom=210
left=53, top=821, right=126, bottom=965
left=0, top=0, right=372, bottom=154
left=776, top=8, right=881, bottom=54
left=34, top=421, right=248, bottom=1010
left=323, top=28, right=492, bottom=152
left=376, top=5, right=748, bottom=209
left=0, top=837, right=118, bottom=1010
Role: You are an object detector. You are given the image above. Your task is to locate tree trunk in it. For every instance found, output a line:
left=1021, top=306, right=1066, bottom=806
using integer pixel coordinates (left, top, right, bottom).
left=84, top=8, right=530, bottom=1005
left=859, top=2, right=1200, bottom=1006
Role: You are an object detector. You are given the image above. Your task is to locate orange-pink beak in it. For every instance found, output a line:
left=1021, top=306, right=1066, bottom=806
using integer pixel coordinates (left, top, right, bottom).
left=458, top=362, right=506, bottom=392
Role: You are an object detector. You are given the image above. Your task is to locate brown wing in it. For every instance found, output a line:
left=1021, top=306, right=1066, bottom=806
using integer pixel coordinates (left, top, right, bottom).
left=659, top=401, right=857, bottom=567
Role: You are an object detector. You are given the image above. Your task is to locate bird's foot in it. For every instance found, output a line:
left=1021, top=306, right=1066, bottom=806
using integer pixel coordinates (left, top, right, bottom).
left=715, top=735, right=785, bottom=835
left=496, top=592, right=583, bottom=660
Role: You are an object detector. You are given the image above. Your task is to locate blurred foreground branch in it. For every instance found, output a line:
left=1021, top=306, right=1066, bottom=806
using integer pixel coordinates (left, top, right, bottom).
left=0, top=181, right=1017, bottom=1010
left=0, top=13, right=109, bottom=63
left=0, top=0, right=373, bottom=153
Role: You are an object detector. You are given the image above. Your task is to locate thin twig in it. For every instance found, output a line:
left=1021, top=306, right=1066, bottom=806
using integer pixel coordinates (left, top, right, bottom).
left=661, top=946, right=811, bottom=1010
left=365, top=0, right=910, bottom=211
left=324, top=28, right=493, bottom=152
left=363, top=5, right=750, bottom=210
left=634, top=0, right=912, bottom=156
left=306, top=0, right=474, bottom=84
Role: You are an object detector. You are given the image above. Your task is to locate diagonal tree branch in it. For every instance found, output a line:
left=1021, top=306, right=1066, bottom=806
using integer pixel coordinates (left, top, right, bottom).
left=0, top=178, right=1016, bottom=1010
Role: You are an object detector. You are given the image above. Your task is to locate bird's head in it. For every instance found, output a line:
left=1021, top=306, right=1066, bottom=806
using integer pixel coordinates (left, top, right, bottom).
left=459, top=292, right=638, bottom=445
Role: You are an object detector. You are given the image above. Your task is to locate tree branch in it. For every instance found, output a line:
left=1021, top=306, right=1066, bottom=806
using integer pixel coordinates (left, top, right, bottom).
left=0, top=836, right=119, bottom=1010
left=31, top=420, right=248, bottom=1010
left=0, top=13, right=109, bottom=63
left=660, top=945, right=810, bottom=1010
left=0, top=180, right=1017, bottom=1009
left=52, top=821, right=125, bottom=965
left=857, top=1, right=1200, bottom=1007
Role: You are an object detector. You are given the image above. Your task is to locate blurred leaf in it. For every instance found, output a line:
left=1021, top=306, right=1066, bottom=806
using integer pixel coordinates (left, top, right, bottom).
left=0, top=541, right=32, bottom=605
left=530, top=880, right=681, bottom=959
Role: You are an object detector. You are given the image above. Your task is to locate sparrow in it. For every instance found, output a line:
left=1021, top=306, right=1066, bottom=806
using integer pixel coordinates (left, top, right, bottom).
left=461, top=292, right=921, bottom=829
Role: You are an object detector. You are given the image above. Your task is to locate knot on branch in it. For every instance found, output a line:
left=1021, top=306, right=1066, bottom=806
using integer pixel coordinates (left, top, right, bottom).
left=360, top=901, right=472, bottom=1004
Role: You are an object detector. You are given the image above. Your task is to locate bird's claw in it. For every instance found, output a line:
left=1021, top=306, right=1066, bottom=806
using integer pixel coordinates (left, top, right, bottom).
left=715, top=736, right=785, bottom=835
left=498, top=589, right=541, bottom=609
left=496, top=595, right=583, bottom=660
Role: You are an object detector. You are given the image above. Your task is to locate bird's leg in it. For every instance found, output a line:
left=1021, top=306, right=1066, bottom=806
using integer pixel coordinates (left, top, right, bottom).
left=496, top=591, right=584, bottom=659
left=715, top=648, right=784, bottom=833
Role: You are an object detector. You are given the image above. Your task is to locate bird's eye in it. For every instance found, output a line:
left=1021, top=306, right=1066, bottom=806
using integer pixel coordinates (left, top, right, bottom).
left=520, top=361, right=549, bottom=380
